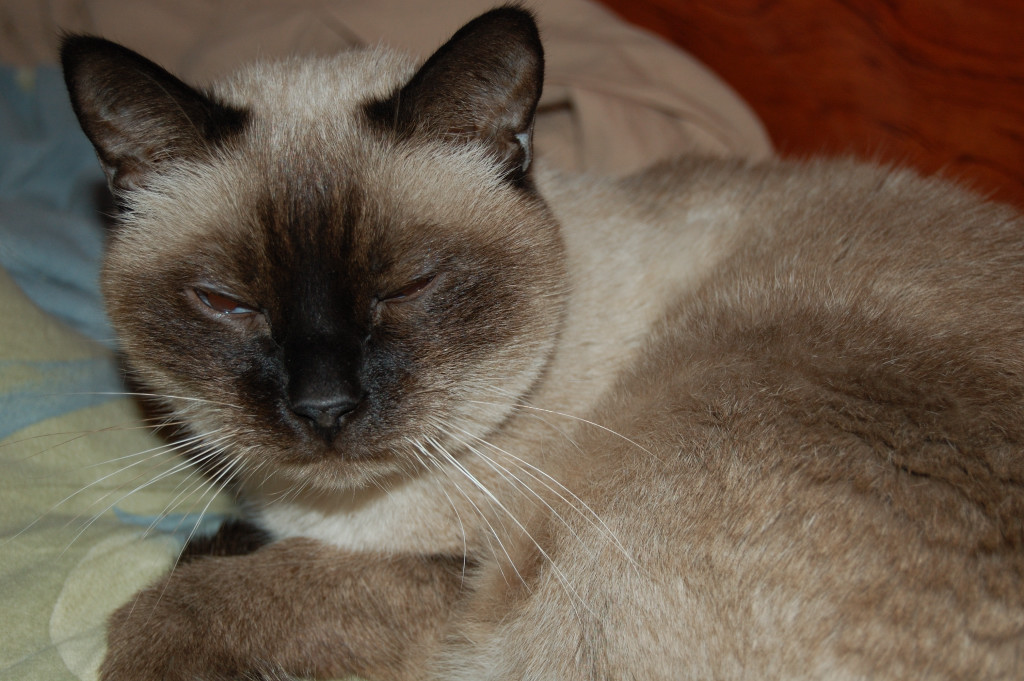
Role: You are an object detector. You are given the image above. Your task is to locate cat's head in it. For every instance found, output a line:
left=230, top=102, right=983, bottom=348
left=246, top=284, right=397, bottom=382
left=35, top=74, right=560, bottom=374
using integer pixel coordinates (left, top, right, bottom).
left=62, top=8, right=565, bottom=490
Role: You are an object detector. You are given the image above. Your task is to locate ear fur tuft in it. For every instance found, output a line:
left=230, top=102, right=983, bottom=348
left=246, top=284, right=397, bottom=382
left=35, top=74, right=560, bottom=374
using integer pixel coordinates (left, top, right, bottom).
left=61, top=35, right=248, bottom=194
left=364, top=6, right=545, bottom=187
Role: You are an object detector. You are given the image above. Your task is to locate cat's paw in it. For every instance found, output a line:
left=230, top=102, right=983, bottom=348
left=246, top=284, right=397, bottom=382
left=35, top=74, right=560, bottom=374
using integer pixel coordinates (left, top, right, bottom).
left=99, top=576, right=241, bottom=681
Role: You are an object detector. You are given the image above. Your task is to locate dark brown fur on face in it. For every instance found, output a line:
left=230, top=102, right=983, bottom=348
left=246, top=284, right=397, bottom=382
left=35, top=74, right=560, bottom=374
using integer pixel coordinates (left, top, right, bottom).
left=62, top=6, right=1024, bottom=681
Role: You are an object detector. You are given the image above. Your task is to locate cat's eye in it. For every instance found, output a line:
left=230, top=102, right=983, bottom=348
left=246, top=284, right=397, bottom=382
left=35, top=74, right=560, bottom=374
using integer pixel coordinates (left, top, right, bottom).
left=193, top=287, right=257, bottom=316
left=380, top=275, right=437, bottom=303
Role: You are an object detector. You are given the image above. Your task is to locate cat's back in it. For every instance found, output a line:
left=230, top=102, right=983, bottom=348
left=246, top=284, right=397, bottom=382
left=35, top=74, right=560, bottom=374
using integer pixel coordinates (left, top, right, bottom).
left=508, top=159, right=1024, bottom=679
left=624, top=158, right=1024, bottom=557
left=613, top=156, right=1024, bottom=387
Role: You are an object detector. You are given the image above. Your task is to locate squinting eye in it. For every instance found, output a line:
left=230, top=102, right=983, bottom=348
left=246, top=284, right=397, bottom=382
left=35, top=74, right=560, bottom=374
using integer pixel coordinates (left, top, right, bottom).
left=194, top=288, right=257, bottom=315
left=382, top=275, right=437, bottom=303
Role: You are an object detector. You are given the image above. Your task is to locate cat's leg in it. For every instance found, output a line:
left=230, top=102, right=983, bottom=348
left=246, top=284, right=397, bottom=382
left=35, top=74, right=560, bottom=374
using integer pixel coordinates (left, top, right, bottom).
left=100, top=537, right=467, bottom=681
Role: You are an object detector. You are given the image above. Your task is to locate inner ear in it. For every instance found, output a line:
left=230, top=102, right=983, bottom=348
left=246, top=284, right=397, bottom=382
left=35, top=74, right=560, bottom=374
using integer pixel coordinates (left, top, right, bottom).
left=61, top=35, right=248, bottom=194
left=365, top=7, right=544, bottom=186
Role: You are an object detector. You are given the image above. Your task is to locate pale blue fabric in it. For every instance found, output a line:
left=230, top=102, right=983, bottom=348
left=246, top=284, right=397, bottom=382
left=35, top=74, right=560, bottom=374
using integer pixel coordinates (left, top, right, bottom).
left=0, top=65, right=113, bottom=345
left=0, top=66, right=125, bottom=439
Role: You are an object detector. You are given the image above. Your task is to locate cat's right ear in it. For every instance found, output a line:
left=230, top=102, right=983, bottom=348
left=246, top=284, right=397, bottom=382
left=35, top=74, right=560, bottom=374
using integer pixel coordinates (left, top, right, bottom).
left=60, top=35, right=248, bottom=194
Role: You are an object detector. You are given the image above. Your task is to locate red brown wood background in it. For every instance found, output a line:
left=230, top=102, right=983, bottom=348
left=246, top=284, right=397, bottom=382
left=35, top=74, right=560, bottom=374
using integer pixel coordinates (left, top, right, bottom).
left=597, top=0, right=1024, bottom=209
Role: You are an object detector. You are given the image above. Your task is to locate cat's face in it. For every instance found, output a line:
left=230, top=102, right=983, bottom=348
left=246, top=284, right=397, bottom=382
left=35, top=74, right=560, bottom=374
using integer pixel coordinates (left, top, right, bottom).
left=64, top=9, right=563, bottom=489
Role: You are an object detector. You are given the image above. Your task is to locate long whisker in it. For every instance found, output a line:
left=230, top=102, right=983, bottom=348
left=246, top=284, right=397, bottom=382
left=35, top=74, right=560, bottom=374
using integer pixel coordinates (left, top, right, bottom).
left=4, top=431, right=217, bottom=547
left=408, top=447, right=470, bottom=580
left=136, top=442, right=239, bottom=542
left=445, top=421, right=638, bottom=572
left=415, top=437, right=521, bottom=587
left=0, top=417, right=190, bottom=457
left=59, top=433, right=235, bottom=554
left=445, top=428, right=592, bottom=554
left=168, top=448, right=248, bottom=566
left=74, top=433, right=232, bottom=518
left=423, top=433, right=593, bottom=618
left=470, top=391, right=659, bottom=461
left=61, top=391, right=246, bottom=411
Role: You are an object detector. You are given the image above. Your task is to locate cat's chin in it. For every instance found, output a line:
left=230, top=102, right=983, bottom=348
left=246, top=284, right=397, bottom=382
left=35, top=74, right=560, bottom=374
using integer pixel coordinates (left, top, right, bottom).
left=240, top=450, right=426, bottom=498
left=273, top=460, right=405, bottom=494
left=251, top=424, right=499, bottom=495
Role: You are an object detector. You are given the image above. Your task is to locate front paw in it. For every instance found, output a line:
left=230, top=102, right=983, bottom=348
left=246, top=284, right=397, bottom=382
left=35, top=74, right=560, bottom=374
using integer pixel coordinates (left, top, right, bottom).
left=99, top=574, right=238, bottom=681
left=99, top=537, right=450, bottom=681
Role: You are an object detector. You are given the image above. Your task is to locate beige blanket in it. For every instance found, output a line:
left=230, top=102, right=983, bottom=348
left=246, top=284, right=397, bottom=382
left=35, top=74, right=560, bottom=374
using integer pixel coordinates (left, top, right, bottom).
left=0, top=0, right=770, bottom=173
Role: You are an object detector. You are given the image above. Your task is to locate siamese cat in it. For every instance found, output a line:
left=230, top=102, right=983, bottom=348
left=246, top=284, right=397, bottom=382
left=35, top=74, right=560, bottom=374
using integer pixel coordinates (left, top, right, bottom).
left=61, top=6, right=1023, bottom=681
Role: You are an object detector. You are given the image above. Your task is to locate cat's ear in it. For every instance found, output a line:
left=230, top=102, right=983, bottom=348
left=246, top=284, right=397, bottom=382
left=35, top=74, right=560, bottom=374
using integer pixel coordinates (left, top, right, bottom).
left=366, top=7, right=544, bottom=186
left=60, top=35, right=248, bottom=194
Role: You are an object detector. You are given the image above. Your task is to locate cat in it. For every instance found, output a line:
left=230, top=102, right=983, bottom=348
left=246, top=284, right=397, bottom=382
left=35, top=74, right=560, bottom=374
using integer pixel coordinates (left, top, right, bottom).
left=60, top=6, right=1024, bottom=681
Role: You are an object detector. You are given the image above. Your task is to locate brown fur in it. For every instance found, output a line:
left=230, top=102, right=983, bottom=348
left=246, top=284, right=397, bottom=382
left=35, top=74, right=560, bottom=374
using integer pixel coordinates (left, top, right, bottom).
left=62, top=7, right=1023, bottom=681
left=102, top=540, right=467, bottom=681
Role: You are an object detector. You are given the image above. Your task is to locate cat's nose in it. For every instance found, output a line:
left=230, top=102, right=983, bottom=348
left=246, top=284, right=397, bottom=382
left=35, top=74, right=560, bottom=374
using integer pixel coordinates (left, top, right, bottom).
left=289, top=387, right=362, bottom=431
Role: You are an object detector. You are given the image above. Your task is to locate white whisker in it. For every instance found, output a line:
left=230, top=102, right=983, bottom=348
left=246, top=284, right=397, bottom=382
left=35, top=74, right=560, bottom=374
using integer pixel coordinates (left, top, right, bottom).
left=470, top=392, right=658, bottom=462
left=61, top=391, right=246, bottom=411
left=415, top=437, right=521, bottom=587
left=59, top=433, right=235, bottom=555
left=137, top=443, right=238, bottom=543
left=445, top=421, right=639, bottom=572
left=447, top=430, right=591, bottom=553
left=4, top=431, right=217, bottom=547
left=0, top=418, right=189, bottom=457
left=422, top=432, right=593, bottom=618
left=168, top=449, right=247, bottom=568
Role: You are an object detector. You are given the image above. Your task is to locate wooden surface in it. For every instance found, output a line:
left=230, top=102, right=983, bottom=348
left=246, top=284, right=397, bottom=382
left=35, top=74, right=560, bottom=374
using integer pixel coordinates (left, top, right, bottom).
left=597, top=0, right=1024, bottom=209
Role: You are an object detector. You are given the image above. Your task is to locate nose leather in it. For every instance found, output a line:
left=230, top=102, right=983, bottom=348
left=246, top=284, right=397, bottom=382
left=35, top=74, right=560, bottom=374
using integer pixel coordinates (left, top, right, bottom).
left=289, top=382, right=362, bottom=429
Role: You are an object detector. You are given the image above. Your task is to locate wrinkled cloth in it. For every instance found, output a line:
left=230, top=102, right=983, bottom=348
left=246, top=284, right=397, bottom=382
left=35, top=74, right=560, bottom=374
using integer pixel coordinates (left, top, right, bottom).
left=0, top=0, right=770, bottom=174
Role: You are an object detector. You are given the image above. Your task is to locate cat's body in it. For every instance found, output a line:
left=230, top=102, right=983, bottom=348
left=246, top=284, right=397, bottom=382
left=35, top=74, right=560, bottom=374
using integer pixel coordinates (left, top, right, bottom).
left=60, top=7, right=1023, bottom=681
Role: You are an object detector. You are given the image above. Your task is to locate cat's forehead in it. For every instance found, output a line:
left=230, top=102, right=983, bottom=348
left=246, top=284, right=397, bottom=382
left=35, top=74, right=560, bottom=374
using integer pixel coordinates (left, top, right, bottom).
left=217, top=49, right=416, bottom=124
left=120, top=112, right=529, bottom=264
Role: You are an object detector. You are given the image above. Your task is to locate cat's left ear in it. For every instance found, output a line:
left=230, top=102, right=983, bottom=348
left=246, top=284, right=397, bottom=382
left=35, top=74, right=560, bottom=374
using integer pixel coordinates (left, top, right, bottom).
left=61, top=35, right=248, bottom=194
left=366, top=7, right=544, bottom=186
